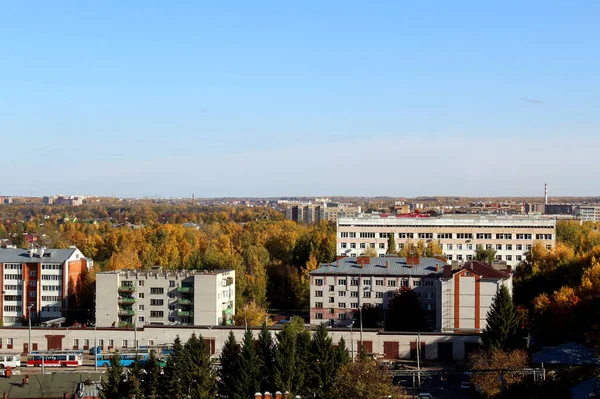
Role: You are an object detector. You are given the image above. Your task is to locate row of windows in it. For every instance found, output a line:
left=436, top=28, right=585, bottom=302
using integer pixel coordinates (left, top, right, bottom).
left=315, top=278, right=434, bottom=287
left=123, top=280, right=179, bottom=288
left=41, top=306, right=61, bottom=312
left=5, top=275, right=22, bottom=280
left=4, top=285, right=19, bottom=291
left=341, top=232, right=553, bottom=240
left=42, top=296, right=61, bottom=301
left=41, top=264, right=62, bottom=270
left=4, top=264, right=21, bottom=270
left=41, top=275, right=61, bottom=280
left=3, top=306, right=21, bottom=312
left=42, top=286, right=60, bottom=291
left=4, top=296, right=22, bottom=302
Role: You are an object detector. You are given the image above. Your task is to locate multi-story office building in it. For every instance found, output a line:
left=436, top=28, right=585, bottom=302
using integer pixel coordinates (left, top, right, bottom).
left=336, top=214, right=556, bottom=267
left=0, top=247, right=91, bottom=326
left=437, top=261, right=512, bottom=333
left=309, top=256, right=512, bottom=333
left=576, top=205, right=600, bottom=222
left=285, top=202, right=361, bottom=224
left=96, top=267, right=235, bottom=328
left=309, top=256, right=446, bottom=329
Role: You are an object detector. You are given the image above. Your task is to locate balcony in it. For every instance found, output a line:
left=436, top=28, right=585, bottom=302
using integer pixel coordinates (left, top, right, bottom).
left=118, top=310, right=135, bottom=316
left=118, top=286, right=136, bottom=293
left=118, top=321, right=134, bottom=328
left=118, top=297, right=136, bottom=304
left=177, top=299, right=192, bottom=305
left=177, top=287, right=193, bottom=293
left=177, top=311, right=190, bottom=317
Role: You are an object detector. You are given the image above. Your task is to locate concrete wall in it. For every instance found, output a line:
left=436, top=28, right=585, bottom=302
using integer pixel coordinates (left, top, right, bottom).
left=0, top=326, right=480, bottom=361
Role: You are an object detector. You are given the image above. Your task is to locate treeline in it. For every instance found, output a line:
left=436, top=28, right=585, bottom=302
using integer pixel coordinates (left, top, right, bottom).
left=514, top=220, right=600, bottom=347
left=0, top=205, right=336, bottom=323
left=100, top=321, right=402, bottom=399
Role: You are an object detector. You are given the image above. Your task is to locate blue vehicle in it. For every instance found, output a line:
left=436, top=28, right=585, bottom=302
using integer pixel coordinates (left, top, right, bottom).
left=95, top=350, right=149, bottom=367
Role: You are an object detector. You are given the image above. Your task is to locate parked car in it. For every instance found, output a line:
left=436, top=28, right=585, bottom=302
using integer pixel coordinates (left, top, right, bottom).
left=418, top=393, right=433, bottom=399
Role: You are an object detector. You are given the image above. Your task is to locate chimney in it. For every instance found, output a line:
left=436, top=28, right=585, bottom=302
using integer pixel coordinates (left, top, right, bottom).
left=336, top=260, right=339, bottom=268
left=435, top=263, right=440, bottom=272
left=264, top=392, right=272, bottom=399
left=385, top=260, right=389, bottom=268
left=357, top=256, right=370, bottom=265
left=275, top=392, right=283, bottom=399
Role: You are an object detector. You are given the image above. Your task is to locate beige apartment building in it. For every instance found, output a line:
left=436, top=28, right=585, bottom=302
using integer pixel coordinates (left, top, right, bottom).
left=337, top=214, right=556, bottom=267
left=96, top=267, right=235, bottom=328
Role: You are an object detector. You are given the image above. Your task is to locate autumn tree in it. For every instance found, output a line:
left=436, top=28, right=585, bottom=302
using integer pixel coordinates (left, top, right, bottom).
left=468, top=348, right=529, bottom=398
left=360, top=246, right=378, bottom=257
left=482, top=285, right=521, bottom=351
left=233, top=300, right=271, bottom=327
left=386, top=233, right=397, bottom=255
left=328, top=356, right=403, bottom=399
left=475, top=247, right=497, bottom=265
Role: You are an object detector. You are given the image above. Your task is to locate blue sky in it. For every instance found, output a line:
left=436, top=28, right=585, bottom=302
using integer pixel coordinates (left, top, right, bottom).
left=1, top=1, right=599, bottom=197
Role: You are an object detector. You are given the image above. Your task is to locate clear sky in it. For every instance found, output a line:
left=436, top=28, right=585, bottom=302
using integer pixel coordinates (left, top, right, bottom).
left=1, top=1, right=599, bottom=198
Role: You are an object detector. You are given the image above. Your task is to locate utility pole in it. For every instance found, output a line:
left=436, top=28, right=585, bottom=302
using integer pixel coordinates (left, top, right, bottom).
left=359, top=273, right=363, bottom=354
left=27, top=304, right=34, bottom=354
left=416, top=334, right=421, bottom=387
left=94, top=290, right=97, bottom=372
left=350, top=322, right=354, bottom=362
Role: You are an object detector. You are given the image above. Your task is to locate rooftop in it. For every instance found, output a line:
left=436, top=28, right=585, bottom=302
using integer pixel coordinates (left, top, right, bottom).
left=443, top=260, right=511, bottom=279
left=97, top=267, right=234, bottom=276
left=338, top=214, right=557, bottom=227
left=311, top=257, right=447, bottom=276
left=0, top=248, right=78, bottom=264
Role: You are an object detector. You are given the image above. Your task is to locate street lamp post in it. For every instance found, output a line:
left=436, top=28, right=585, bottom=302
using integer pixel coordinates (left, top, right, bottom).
left=27, top=304, right=34, bottom=354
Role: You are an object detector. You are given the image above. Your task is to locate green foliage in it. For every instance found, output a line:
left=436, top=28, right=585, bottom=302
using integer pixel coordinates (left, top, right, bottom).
left=274, top=324, right=298, bottom=392
left=234, top=330, right=261, bottom=399
left=475, top=247, right=497, bottom=265
left=385, top=287, right=426, bottom=332
left=143, top=351, right=161, bottom=398
left=387, top=233, right=397, bottom=254
left=354, top=304, right=384, bottom=328
left=185, top=334, right=216, bottom=399
left=310, top=324, right=337, bottom=398
left=256, top=323, right=276, bottom=393
left=100, top=352, right=127, bottom=399
left=160, top=336, right=186, bottom=399
left=481, top=285, right=521, bottom=351
left=335, top=337, right=350, bottom=367
left=218, top=332, right=240, bottom=399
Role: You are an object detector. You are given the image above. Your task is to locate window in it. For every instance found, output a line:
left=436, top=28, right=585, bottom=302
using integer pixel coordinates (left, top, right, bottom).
left=338, top=302, right=346, bottom=308
left=418, top=233, right=433, bottom=239
left=426, top=304, right=433, bottom=311
left=447, top=255, right=453, bottom=260
left=379, top=243, right=385, bottom=249
left=466, top=244, right=473, bottom=250
left=375, top=279, right=384, bottom=286
left=350, top=291, right=358, bottom=297
left=3, top=306, right=22, bottom=312
left=545, top=234, right=553, bottom=240
left=328, top=297, right=334, bottom=303
left=338, top=279, right=346, bottom=285
left=447, top=244, right=453, bottom=250
left=315, top=313, right=323, bottom=320
left=496, top=244, right=502, bottom=250
left=29, top=271, right=36, bottom=277
left=506, top=244, right=512, bottom=250
left=424, top=280, right=434, bottom=287
left=341, top=243, right=347, bottom=248
left=438, top=233, right=452, bottom=239
left=150, top=288, right=164, bottom=294
left=340, top=232, right=349, bottom=238
left=526, top=245, right=532, bottom=251
left=338, top=291, right=346, bottom=297
left=3, top=295, right=22, bottom=301
left=4, top=285, right=19, bottom=291
left=546, top=245, right=552, bottom=250
left=363, top=280, right=371, bottom=286
left=138, top=280, right=144, bottom=287
left=506, top=255, right=512, bottom=261
left=29, top=281, right=36, bottom=286
left=138, top=305, right=144, bottom=311
left=329, top=285, right=334, bottom=292
left=338, top=314, right=346, bottom=320
left=139, top=293, right=145, bottom=299
left=359, top=232, right=375, bottom=238
left=379, top=233, right=389, bottom=238
left=398, top=233, right=414, bottom=239
left=387, top=280, right=396, bottom=287
left=457, top=233, right=473, bottom=239
left=108, top=339, right=114, bottom=348
left=413, top=280, right=421, bottom=287
left=516, top=244, right=523, bottom=251
left=349, top=232, right=356, bottom=238
left=536, top=234, right=544, bottom=240
left=466, top=255, right=473, bottom=261
left=350, top=303, right=359, bottom=309
left=363, top=292, right=371, bottom=298
left=169, top=281, right=175, bottom=287
left=315, top=291, right=323, bottom=297
left=516, top=255, right=522, bottom=261
left=350, top=278, right=359, bottom=286
left=73, top=339, right=79, bottom=348
left=315, top=279, right=323, bottom=286
left=29, top=292, right=36, bottom=298
left=375, top=292, right=384, bottom=298
left=328, top=308, right=335, bottom=314
left=486, top=244, right=493, bottom=250
left=315, top=302, right=323, bottom=308
left=150, top=311, right=164, bottom=318
left=476, top=234, right=492, bottom=240
left=84, top=339, right=90, bottom=348
left=457, top=244, right=463, bottom=250
left=150, top=299, right=163, bottom=306
left=122, top=340, right=128, bottom=348
left=350, top=243, right=356, bottom=249
left=496, top=255, right=502, bottom=260
left=387, top=292, right=394, bottom=298
left=401, top=279, right=409, bottom=287
left=360, top=243, right=366, bottom=249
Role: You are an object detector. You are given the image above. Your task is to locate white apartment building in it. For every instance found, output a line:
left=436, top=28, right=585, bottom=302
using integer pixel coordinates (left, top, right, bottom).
left=285, top=203, right=361, bottom=224
left=0, top=247, right=92, bottom=327
left=576, top=205, right=600, bottom=222
left=309, top=256, right=445, bottom=330
left=337, top=214, right=556, bottom=267
left=309, top=257, right=512, bottom=334
left=437, top=261, right=512, bottom=333
left=96, top=267, right=235, bottom=328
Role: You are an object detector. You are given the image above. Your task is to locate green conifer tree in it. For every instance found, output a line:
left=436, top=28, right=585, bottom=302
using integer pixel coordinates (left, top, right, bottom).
left=143, top=351, right=161, bottom=399
left=310, top=323, right=336, bottom=398
left=335, top=337, right=350, bottom=367
left=100, top=352, right=126, bottom=399
left=482, top=285, right=521, bottom=351
left=293, top=328, right=312, bottom=397
left=127, top=358, right=145, bottom=399
left=185, top=334, right=216, bottom=399
left=219, top=332, right=240, bottom=399
left=387, top=233, right=397, bottom=255
left=234, top=329, right=261, bottom=399
left=256, top=323, right=276, bottom=393
left=274, top=324, right=297, bottom=393
left=160, top=336, right=187, bottom=399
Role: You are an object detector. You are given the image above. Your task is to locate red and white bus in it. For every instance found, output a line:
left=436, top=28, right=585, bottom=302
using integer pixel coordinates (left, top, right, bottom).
left=26, top=351, right=83, bottom=367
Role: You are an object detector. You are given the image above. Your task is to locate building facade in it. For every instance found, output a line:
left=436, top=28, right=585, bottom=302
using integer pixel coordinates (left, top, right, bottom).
left=96, top=267, right=235, bottom=328
left=285, top=202, right=361, bottom=224
left=309, top=256, right=446, bottom=329
left=337, top=214, right=556, bottom=267
left=576, top=205, right=600, bottom=222
left=437, top=261, right=512, bottom=333
left=0, top=247, right=91, bottom=326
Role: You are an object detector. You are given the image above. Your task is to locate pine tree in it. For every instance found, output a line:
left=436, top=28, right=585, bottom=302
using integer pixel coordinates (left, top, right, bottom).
left=335, top=337, right=350, bottom=367
left=482, top=285, right=521, bottom=350
left=143, top=351, right=161, bottom=399
left=160, top=336, right=187, bottom=399
left=256, top=323, right=275, bottom=393
left=219, top=332, right=240, bottom=399
left=234, top=329, right=261, bottom=399
left=274, top=324, right=297, bottom=393
left=293, top=328, right=312, bottom=398
left=387, top=233, right=397, bottom=255
left=310, top=323, right=336, bottom=398
left=185, top=334, right=216, bottom=399
left=127, top=358, right=145, bottom=399
left=100, top=352, right=127, bottom=399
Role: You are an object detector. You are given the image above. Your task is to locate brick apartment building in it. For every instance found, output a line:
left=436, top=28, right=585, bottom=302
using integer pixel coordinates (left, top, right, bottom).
left=309, top=256, right=512, bottom=333
left=0, top=247, right=92, bottom=328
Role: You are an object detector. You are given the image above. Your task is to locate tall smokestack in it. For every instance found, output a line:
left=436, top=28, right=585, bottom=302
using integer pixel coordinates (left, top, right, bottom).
left=192, top=193, right=195, bottom=206
left=544, top=183, right=548, bottom=205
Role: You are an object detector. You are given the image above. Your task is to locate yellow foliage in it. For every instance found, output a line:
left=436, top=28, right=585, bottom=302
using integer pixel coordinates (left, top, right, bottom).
left=233, top=300, right=272, bottom=327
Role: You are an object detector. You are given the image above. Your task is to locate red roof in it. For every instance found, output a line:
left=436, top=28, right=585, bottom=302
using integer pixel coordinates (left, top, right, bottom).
left=444, top=260, right=511, bottom=279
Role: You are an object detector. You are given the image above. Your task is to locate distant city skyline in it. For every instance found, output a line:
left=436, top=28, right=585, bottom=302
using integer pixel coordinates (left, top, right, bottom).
left=1, top=1, right=599, bottom=197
